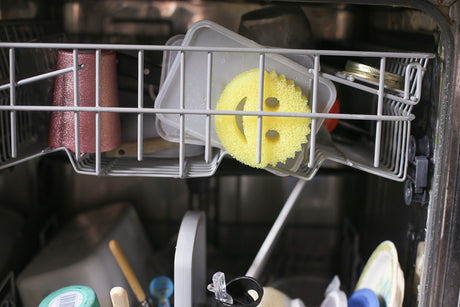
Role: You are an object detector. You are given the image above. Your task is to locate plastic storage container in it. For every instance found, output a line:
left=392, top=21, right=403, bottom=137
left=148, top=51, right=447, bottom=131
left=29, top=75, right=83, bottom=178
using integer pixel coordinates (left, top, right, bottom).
left=155, top=20, right=337, bottom=148
left=17, top=203, right=155, bottom=307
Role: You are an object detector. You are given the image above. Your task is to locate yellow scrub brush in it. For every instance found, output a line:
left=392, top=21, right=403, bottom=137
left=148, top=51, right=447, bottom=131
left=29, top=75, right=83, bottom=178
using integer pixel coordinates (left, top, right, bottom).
left=215, top=69, right=311, bottom=168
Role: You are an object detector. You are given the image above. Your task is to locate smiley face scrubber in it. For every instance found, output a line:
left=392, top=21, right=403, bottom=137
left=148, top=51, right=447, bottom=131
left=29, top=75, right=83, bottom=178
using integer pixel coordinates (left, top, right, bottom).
left=215, top=69, right=311, bottom=168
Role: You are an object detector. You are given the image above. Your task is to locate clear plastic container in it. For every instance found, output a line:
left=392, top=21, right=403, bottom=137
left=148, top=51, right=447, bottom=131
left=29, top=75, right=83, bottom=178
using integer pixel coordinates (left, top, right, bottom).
left=155, top=20, right=336, bottom=174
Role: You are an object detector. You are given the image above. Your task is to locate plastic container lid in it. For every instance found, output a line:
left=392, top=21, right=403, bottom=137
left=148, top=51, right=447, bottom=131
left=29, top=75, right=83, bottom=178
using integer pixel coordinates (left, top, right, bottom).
left=348, top=288, right=380, bottom=307
left=39, top=285, right=100, bottom=307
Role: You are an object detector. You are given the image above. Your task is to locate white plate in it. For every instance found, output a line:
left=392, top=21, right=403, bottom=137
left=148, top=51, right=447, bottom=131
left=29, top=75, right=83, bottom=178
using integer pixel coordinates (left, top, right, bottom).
left=355, top=240, right=405, bottom=307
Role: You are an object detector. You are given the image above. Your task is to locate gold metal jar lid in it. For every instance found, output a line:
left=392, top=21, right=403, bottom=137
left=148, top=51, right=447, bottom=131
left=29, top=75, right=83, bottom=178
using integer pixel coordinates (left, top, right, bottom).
left=344, top=60, right=404, bottom=90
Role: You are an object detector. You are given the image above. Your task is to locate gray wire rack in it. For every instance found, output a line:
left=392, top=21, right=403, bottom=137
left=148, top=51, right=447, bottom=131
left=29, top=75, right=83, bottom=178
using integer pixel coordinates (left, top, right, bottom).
left=0, top=39, right=434, bottom=180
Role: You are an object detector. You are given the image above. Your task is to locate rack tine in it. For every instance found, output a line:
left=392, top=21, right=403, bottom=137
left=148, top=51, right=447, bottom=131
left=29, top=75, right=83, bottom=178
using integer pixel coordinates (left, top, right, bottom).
left=205, top=51, right=213, bottom=163
left=256, top=53, right=265, bottom=165
left=95, top=49, right=101, bottom=175
left=73, top=49, right=80, bottom=159
left=308, top=55, right=320, bottom=168
left=9, top=48, right=16, bottom=159
left=179, top=51, right=185, bottom=178
left=137, top=50, right=144, bottom=162
left=373, top=57, right=386, bottom=168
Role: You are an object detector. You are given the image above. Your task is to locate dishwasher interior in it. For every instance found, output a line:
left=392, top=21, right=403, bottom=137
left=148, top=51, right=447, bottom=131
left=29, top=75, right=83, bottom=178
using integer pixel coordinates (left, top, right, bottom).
left=0, top=1, right=458, bottom=307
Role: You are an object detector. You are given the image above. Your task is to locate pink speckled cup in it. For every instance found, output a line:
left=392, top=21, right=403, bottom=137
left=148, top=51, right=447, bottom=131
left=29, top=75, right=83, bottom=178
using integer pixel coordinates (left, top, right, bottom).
left=48, top=50, right=121, bottom=153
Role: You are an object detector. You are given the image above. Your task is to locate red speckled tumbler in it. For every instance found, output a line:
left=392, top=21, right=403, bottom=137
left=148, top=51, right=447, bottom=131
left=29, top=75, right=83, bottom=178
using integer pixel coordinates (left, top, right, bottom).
left=48, top=50, right=121, bottom=153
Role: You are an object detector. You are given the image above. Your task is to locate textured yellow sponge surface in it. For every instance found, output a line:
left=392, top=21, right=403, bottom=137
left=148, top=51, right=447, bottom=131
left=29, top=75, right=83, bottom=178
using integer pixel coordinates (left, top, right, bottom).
left=215, top=69, right=311, bottom=168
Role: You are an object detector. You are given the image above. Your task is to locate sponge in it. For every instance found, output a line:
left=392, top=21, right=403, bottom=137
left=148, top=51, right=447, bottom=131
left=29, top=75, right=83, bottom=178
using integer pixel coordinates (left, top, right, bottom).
left=215, top=69, right=311, bottom=168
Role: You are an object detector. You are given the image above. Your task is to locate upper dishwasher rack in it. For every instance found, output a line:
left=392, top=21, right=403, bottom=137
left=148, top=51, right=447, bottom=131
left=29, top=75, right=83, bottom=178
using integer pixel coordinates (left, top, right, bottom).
left=0, top=25, right=434, bottom=180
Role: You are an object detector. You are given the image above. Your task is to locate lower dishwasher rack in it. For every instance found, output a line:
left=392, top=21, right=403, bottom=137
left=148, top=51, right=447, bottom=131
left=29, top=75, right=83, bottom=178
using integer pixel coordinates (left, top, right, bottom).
left=0, top=37, right=433, bottom=181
